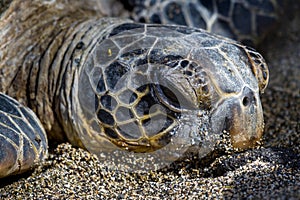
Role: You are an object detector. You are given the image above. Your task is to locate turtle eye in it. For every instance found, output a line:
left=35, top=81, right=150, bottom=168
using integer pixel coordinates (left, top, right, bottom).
left=154, top=83, right=196, bottom=111
left=245, top=47, right=269, bottom=93
left=155, top=84, right=181, bottom=109
left=256, top=62, right=269, bottom=92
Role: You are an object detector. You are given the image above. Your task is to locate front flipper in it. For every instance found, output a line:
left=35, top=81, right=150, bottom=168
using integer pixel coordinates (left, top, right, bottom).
left=0, top=93, right=47, bottom=178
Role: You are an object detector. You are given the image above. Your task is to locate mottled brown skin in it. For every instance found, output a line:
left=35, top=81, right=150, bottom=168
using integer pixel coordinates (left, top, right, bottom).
left=0, top=0, right=269, bottom=178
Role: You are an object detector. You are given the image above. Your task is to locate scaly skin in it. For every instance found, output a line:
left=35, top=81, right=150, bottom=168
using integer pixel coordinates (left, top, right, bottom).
left=0, top=0, right=116, bottom=142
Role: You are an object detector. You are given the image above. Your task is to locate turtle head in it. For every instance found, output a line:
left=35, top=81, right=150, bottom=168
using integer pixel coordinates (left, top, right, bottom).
left=73, top=23, right=268, bottom=154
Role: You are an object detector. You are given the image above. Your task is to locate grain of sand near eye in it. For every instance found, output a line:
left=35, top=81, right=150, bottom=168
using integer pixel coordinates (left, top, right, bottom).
left=0, top=2, right=299, bottom=200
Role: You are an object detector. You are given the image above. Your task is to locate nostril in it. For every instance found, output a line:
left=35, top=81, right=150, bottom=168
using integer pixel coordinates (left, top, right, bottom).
left=242, top=96, right=250, bottom=107
left=242, top=87, right=256, bottom=107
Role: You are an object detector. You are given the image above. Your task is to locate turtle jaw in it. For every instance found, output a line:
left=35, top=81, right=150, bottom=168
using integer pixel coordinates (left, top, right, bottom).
left=211, top=87, right=264, bottom=150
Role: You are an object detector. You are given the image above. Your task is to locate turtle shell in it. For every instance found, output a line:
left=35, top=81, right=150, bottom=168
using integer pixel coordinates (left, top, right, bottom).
left=125, top=0, right=281, bottom=45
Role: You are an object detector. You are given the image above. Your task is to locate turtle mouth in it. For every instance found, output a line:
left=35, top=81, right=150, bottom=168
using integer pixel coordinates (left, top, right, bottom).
left=222, top=112, right=263, bottom=150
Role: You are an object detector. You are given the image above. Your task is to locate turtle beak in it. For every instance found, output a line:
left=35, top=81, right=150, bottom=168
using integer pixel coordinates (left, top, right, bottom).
left=211, top=87, right=264, bottom=150
left=226, top=99, right=264, bottom=149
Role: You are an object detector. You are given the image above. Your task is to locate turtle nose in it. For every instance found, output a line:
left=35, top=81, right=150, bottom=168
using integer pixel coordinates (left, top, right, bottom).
left=241, top=87, right=256, bottom=108
left=228, top=86, right=264, bottom=149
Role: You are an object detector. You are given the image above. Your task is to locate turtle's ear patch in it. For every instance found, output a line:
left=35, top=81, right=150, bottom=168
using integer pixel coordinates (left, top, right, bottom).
left=244, top=46, right=269, bottom=93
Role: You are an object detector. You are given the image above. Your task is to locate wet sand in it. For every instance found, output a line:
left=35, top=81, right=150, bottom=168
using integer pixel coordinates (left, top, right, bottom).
left=0, top=2, right=299, bottom=199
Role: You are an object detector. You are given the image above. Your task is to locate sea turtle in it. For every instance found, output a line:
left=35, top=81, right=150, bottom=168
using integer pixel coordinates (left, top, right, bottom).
left=0, top=0, right=277, bottom=178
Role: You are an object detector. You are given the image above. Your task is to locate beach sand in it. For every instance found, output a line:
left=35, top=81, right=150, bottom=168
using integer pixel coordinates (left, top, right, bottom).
left=0, top=2, right=299, bottom=199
